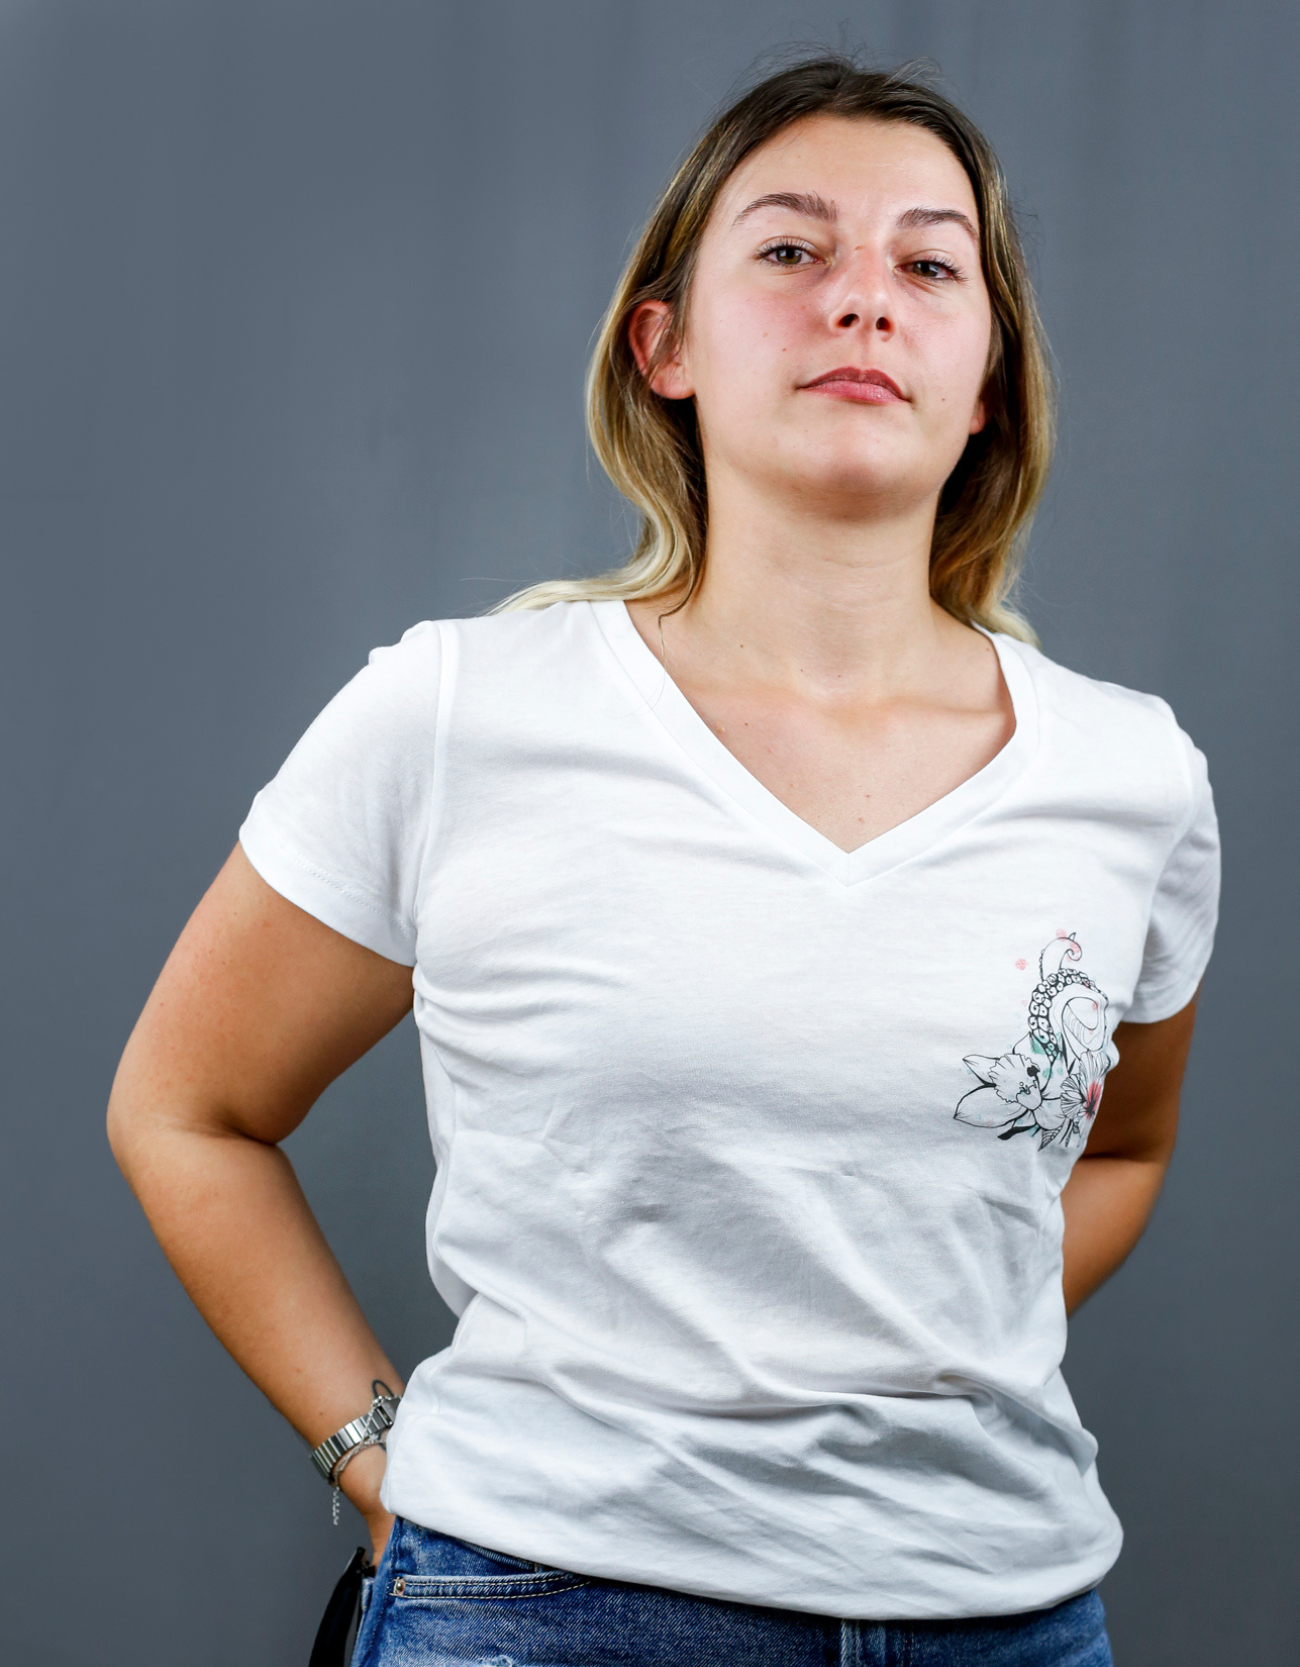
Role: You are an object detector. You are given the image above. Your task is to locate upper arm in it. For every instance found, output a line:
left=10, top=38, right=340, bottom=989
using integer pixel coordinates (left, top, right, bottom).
left=1086, top=992, right=1201, bottom=1165
left=108, top=844, right=414, bottom=1151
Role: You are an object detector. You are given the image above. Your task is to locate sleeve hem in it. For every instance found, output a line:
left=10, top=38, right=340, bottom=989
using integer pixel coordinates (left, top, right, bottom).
left=238, top=823, right=418, bottom=967
left=1123, top=969, right=1204, bottom=1025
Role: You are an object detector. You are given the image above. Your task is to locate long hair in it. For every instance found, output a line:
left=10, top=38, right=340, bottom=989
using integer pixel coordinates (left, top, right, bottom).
left=497, top=54, right=1053, bottom=642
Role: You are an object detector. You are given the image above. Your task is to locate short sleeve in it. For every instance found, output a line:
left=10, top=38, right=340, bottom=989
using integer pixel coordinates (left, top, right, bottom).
left=237, top=621, right=443, bottom=966
left=1125, top=728, right=1221, bottom=1023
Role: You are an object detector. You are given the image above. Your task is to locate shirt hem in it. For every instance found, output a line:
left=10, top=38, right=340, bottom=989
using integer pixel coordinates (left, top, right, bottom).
left=1124, top=965, right=1206, bottom=1024
left=381, top=1477, right=1123, bottom=1621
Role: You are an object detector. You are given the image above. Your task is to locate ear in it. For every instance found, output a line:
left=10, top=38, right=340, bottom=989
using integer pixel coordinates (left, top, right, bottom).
left=627, top=300, right=694, bottom=400
left=968, top=393, right=987, bottom=436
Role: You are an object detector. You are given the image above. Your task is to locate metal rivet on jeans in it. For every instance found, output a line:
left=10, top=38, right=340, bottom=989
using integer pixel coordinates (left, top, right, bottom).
left=392, top=1576, right=406, bottom=1595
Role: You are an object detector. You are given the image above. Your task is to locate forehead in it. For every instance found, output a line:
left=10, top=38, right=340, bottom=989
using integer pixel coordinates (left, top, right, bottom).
left=713, top=114, right=979, bottom=230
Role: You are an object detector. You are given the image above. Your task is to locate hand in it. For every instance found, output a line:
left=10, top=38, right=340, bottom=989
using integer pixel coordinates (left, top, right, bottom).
left=338, top=1441, right=395, bottom=1569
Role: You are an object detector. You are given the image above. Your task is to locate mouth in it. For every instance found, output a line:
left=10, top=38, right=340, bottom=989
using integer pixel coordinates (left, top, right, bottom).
left=800, top=366, right=908, bottom=404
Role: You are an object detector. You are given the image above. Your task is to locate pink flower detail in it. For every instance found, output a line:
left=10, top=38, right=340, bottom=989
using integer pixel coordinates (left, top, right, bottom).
left=1049, top=1051, right=1110, bottom=1150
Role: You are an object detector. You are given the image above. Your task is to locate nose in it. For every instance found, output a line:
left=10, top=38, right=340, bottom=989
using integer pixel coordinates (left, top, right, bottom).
left=835, top=308, right=891, bottom=333
left=829, top=249, right=894, bottom=337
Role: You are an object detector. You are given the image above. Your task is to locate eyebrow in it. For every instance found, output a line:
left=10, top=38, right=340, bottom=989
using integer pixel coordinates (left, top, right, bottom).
left=731, top=194, right=979, bottom=244
left=897, top=205, right=979, bottom=242
left=732, top=191, right=836, bottom=226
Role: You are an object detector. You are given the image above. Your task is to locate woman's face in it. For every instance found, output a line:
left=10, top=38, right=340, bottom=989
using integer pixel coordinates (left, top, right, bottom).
left=637, top=115, right=993, bottom=515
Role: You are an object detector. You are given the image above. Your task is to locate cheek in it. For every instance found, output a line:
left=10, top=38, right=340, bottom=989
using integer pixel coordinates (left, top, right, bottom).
left=916, top=310, right=992, bottom=414
left=690, top=287, right=808, bottom=392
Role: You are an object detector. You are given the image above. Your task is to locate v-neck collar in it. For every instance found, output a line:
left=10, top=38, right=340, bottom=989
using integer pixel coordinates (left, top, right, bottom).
left=589, top=597, right=1039, bottom=888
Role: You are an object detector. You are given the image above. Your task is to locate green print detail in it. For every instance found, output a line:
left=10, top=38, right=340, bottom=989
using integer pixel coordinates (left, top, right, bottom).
left=956, top=935, right=1111, bottom=1151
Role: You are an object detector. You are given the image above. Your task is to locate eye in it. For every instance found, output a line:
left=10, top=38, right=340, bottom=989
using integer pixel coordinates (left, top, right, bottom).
left=757, top=239, right=818, bottom=268
left=906, top=256, right=962, bottom=281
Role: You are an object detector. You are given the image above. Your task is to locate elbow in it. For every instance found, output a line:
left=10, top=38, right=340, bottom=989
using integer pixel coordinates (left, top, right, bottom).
left=106, top=1071, right=145, bottom=1185
left=105, top=1044, right=168, bottom=1187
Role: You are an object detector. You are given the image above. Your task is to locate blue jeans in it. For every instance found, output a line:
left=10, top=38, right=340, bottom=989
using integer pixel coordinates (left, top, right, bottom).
left=352, top=1516, right=1113, bottom=1665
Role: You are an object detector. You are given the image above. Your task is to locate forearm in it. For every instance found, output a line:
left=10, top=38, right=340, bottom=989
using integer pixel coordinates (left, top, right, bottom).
left=1059, top=1151, right=1170, bottom=1314
left=110, top=1115, right=401, bottom=1457
left=107, top=851, right=420, bottom=1559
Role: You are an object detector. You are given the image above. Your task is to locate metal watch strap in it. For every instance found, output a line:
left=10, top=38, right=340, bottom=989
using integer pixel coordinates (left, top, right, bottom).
left=310, top=1391, right=399, bottom=1484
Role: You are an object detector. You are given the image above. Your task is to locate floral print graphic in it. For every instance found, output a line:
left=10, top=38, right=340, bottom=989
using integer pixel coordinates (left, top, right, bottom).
left=956, top=935, right=1112, bottom=1150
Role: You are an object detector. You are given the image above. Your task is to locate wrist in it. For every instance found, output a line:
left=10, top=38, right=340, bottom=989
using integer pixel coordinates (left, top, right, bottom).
left=338, top=1440, right=389, bottom=1517
left=307, top=1377, right=402, bottom=1529
left=310, top=1380, right=401, bottom=1486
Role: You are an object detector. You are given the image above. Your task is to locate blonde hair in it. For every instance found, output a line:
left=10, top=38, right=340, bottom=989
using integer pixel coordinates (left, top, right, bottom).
left=497, top=55, right=1053, bottom=642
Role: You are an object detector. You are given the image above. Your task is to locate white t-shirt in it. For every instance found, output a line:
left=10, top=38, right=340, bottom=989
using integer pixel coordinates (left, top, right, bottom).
left=239, top=599, right=1219, bottom=1620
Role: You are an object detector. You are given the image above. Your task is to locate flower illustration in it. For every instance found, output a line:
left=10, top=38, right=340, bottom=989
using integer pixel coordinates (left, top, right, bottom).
left=955, top=1050, right=1046, bottom=1135
left=1043, top=1049, right=1109, bottom=1150
left=954, top=936, right=1112, bottom=1153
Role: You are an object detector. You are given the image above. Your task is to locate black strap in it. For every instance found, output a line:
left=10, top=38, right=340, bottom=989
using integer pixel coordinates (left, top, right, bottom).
left=309, top=1545, right=373, bottom=1667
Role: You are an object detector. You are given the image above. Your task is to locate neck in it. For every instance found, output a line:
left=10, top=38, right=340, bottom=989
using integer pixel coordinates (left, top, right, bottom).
left=667, top=474, right=963, bottom=701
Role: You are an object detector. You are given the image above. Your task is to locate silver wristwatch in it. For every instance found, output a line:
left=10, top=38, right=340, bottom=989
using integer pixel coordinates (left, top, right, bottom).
left=310, top=1381, right=401, bottom=1484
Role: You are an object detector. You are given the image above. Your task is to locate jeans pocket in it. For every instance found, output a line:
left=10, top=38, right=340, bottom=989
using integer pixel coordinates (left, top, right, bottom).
left=383, top=1523, right=591, bottom=1599
left=360, top=1523, right=594, bottom=1665
left=387, top=1564, right=590, bottom=1601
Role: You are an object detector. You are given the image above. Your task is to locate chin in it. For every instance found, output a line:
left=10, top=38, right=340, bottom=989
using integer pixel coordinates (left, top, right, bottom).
left=780, top=452, right=930, bottom=509
left=766, top=423, right=963, bottom=510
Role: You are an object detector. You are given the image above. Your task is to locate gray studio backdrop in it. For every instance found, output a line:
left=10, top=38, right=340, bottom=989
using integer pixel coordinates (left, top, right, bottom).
left=2, top=3, right=1295, bottom=1663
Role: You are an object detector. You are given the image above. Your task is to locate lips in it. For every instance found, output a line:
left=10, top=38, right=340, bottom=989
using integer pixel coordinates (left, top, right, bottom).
left=802, top=366, right=907, bottom=403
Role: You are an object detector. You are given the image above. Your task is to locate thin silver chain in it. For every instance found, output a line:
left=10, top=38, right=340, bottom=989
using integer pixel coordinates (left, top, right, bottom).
left=326, top=1381, right=397, bottom=1526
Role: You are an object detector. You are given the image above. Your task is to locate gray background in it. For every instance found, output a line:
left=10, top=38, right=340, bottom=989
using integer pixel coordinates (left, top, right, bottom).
left=2, top=2, right=1295, bottom=1662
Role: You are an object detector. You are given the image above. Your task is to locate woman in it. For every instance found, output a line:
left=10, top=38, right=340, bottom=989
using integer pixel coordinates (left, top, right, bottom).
left=108, top=56, right=1219, bottom=1667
